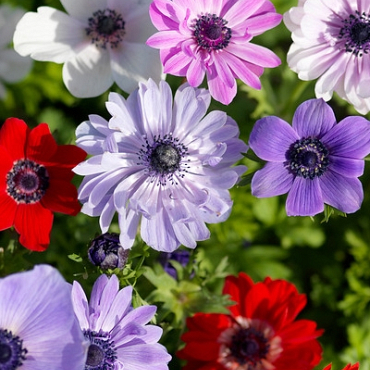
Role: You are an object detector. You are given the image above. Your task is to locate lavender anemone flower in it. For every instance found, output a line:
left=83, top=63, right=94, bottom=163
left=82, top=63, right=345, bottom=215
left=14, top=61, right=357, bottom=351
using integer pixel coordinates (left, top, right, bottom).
left=146, top=0, right=282, bottom=105
left=284, top=0, right=370, bottom=114
left=72, top=274, right=171, bottom=370
left=73, top=79, right=247, bottom=252
left=0, top=265, right=86, bottom=370
left=249, top=98, right=370, bottom=216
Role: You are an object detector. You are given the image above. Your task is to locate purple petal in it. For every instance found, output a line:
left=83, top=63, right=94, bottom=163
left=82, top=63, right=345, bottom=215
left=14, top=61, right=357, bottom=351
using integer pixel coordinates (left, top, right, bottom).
left=249, top=116, right=298, bottom=161
left=329, top=156, right=364, bottom=178
left=71, top=281, right=90, bottom=330
left=322, top=116, right=370, bottom=158
left=292, top=98, right=336, bottom=138
left=320, top=170, right=363, bottom=214
left=252, top=162, right=294, bottom=197
left=286, top=177, right=324, bottom=216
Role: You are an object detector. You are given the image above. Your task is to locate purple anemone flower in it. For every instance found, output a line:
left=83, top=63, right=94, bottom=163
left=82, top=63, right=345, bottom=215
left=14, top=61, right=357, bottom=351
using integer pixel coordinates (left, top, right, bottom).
left=0, top=265, right=86, bottom=370
left=71, top=274, right=171, bottom=370
left=249, top=98, right=370, bottom=216
left=146, top=0, right=282, bottom=105
left=73, top=79, right=247, bottom=252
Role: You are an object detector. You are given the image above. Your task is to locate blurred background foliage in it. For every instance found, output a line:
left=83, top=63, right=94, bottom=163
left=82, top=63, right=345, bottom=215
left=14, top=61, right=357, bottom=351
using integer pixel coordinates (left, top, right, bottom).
left=1, top=0, right=370, bottom=368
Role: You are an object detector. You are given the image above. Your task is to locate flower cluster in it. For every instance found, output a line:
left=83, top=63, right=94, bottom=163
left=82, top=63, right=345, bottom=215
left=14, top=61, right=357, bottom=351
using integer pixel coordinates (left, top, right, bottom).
left=74, top=79, right=247, bottom=252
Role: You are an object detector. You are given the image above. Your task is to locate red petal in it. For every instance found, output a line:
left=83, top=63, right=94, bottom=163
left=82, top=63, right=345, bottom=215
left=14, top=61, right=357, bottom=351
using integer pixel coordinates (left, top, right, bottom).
left=26, top=123, right=57, bottom=162
left=14, top=202, right=53, bottom=251
left=0, top=146, right=13, bottom=193
left=0, top=193, right=17, bottom=230
left=0, top=118, right=28, bottom=160
left=42, top=179, right=81, bottom=215
left=44, top=145, right=87, bottom=181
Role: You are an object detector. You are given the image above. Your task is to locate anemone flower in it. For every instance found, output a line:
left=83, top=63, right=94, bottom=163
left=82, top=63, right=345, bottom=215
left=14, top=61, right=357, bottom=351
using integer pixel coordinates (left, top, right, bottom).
left=0, top=117, right=86, bottom=251
left=13, top=0, right=163, bottom=98
left=177, top=272, right=323, bottom=370
left=71, top=273, right=171, bottom=370
left=285, top=0, right=370, bottom=114
left=249, top=98, right=370, bottom=216
left=147, top=0, right=282, bottom=105
left=73, top=79, right=247, bottom=252
left=0, top=265, right=86, bottom=370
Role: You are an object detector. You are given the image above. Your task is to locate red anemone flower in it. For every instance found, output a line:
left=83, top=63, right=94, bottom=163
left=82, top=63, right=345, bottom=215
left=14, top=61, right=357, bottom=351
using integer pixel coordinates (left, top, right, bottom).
left=322, top=364, right=359, bottom=370
left=177, top=272, right=323, bottom=370
left=0, top=118, right=86, bottom=251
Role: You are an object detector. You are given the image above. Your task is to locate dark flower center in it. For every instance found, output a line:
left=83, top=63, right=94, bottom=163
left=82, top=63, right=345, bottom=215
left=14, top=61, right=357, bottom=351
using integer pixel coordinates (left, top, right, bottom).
left=137, top=134, right=189, bottom=186
left=86, top=9, right=125, bottom=49
left=339, top=11, right=370, bottom=56
left=6, top=159, right=49, bottom=204
left=286, top=137, right=329, bottom=179
left=84, top=330, right=117, bottom=370
left=194, top=14, right=232, bottom=51
left=0, top=329, right=27, bottom=370
left=229, top=327, right=270, bottom=367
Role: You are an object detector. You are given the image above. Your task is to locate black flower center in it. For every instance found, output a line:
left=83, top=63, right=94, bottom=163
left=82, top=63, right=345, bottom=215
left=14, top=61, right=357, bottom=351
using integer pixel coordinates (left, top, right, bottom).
left=6, top=159, right=49, bottom=204
left=230, top=327, right=270, bottom=367
left=0, top=329, right=27, bottom=370
left=286, top=137, right=329, bottom=179
left=339, top=11, right=370, bottom=56
left=137, top=134, right=189, bottom=186
left=84, top=330, right=117, bottom=370
left=194, top=13, right=232, bottom=51
left=86, top=9, right=125, bottom=49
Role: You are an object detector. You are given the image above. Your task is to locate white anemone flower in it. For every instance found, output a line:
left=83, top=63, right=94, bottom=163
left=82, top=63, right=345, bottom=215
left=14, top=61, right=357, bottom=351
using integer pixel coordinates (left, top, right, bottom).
left=0, top=4, right=32, bottom=99
left=13, top=0, right=163, bottom=98
left=284, top=0, right=370, bottom=114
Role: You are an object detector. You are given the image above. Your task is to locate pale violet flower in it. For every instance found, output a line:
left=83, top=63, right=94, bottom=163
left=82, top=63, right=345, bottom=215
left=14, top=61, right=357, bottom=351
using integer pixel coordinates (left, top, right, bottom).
left=0, top=265, right=87, bottom=370
left=284, top=0, right=370, bottom=114
left=0, top=4, right=32, bottom=98
left=72, top=273, right=171, bottom=370
left=13, top=0, right=163, bottom=98
left=73, top=79, right=247, bottom=252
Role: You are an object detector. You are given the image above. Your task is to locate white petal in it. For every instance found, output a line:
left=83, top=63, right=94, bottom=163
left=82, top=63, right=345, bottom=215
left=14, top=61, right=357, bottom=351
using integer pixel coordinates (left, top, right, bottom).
left=0, top=49, right=32, bottom=83
left=61, top=0, right=108, bottom=21
left=110, top=43, right=163, bottom=93
left=14, top=7, right=87, bottom=63
left=63, top=44, right=113, bottom=97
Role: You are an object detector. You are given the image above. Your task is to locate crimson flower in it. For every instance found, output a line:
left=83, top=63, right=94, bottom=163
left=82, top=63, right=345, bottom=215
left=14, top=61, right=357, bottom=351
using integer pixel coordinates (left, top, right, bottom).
left=177, top=272, right=323, bottom=370
left=322, top=364, right=359, bottom=370
left=0, top=118, right=86, bottom=251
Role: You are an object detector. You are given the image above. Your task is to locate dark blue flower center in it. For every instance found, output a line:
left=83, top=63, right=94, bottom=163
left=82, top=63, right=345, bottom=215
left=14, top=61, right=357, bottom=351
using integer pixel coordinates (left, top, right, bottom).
left=0, top=329, right=27, bottom=370
left=6, top=159, right=49, bottom=204
left=230, top=327, right=269, bottom=366
left=339, top=11, right=370, bottom=56
left=86, top=9, right=125, bottom=49
left=194, top=14, right=232, bottom=51
left=286, top=137, right=329, bottom=179
left=137, top=134, right=189, bottom=186
left=84, top=330, right=117, bottom=370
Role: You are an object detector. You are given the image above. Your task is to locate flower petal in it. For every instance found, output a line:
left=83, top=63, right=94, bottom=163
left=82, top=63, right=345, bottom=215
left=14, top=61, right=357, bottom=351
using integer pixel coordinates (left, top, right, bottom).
left=252, top=162, right=294, bottom=197
left=320, top=170, right=363, bottom=214
left=286, top=177, right=323, bottom=216
left=322, top=116, right=370, bottom=158
left=292, top=99, right=336, bottom=139
left=249, top=116, right=298, bottom=161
